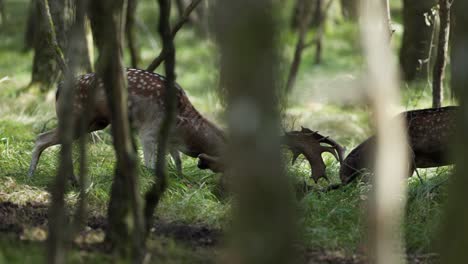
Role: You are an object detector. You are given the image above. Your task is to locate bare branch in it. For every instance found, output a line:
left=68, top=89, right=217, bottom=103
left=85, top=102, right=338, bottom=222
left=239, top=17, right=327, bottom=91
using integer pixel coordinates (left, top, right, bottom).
left=146, top=0, right=202, bottom=72
left=285, top=0, right=315, bottom=93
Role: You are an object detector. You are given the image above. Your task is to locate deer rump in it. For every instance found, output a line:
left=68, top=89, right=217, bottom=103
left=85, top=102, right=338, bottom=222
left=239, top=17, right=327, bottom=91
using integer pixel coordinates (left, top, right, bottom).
left=198, top=127, right=346, bottom=183
left=339, top=106, right=457, bottom=185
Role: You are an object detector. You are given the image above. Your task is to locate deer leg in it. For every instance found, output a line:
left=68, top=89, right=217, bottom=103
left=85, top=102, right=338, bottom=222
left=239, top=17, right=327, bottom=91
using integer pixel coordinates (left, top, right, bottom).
left=28, top=128, right=60, bottom=177
left=140, top=131, right=157, bottom=170
left=170, top=149, right=183, bottom=176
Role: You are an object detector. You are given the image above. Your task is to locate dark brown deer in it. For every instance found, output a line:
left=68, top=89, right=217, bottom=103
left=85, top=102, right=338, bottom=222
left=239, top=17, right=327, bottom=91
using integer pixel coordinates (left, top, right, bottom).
left=340, top=106, right=457, bottom=184
left=28, top=68, right=226, bottom=177
left=198, top=127, right=346, bottom=183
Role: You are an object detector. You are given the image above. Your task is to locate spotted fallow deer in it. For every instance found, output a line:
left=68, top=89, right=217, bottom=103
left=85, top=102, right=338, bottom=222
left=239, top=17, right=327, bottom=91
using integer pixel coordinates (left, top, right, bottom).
left=339, top=106, right=457, bottom=185
left=28, top=68, right=226, bottom=177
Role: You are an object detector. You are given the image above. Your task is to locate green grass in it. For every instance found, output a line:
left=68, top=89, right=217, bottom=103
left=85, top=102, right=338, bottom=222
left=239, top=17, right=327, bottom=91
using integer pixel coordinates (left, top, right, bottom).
left=0, top=0, right=454, bottom=262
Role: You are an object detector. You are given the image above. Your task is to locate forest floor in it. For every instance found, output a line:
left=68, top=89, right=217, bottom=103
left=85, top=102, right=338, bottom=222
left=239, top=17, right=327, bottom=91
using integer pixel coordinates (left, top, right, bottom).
left=0, top=0, right=453, bottom=263
left=0, top=201, right=438, bottom=263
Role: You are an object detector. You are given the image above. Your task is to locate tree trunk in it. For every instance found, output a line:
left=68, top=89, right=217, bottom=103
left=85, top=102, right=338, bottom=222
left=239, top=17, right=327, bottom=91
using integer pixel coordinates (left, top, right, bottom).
left=69, top=0, right=92, bottom=73
left=144, top=0, right=176, bottom=236
left=0, top=0, right=6, bottom=24
left=39, top=0, right=74, bottom=261
left=449, top=1, right=460, bottom=99
left=340, top=0, right=358, bottom=20
left=213, top=1, right=295, bottom=263
left=31, top=0, right=63, bottom=91
left=314, top=0, right=333, bottom=65
left=440, top=0, right=468, bottom=262
left=399, top=0, right=437, bottom=82
left=24, top=0, right=39, bottom=51
left=126, top=0, right=140, bottom=68
left=358, top=0, right=409, bottom=262
left=89, top=0, right=144, bottom=260
left=31, top=0, right=91, bottom=92
left=291, top=0, right=320, bottom=29
left=432, top=0, right=451, bottom=108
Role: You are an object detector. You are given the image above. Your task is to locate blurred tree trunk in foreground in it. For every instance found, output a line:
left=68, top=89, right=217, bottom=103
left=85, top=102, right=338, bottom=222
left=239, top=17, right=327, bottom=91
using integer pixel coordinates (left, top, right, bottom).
left=432, top=0, right=451, bottom=108
left=89, top=0, right=145, bottom=260
left=213, top=1, right=295, bottom=263
left=359, top=0, right=409, bottom=263
left=399, top=0, right=437, bottom=82
left=440, top=0, right=468, bottom=262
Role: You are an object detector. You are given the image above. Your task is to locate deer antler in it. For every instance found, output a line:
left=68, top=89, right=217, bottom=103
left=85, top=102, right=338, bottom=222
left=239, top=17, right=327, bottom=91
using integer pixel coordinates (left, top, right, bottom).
left=283, top=127, right=345, bottom=183
left=197, top=127, right=345, bottom=184
left=300, top=127, right=346, bottom=163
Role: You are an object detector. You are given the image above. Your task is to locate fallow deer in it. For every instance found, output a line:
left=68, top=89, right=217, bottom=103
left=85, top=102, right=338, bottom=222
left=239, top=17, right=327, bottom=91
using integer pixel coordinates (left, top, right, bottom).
left=339, top=106, right=457, bottom=185
left=29, top=68, right=344, bottom=181
left=28, top=68, right=226, bottom=177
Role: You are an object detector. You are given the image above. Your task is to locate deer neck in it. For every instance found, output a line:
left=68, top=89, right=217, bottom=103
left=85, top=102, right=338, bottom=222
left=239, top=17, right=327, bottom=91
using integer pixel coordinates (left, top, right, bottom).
left=175, top=106, right=226, bottom=158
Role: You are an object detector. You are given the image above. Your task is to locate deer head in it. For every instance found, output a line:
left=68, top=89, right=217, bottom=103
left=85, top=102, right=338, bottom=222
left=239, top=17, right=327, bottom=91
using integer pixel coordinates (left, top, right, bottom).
left=197, top=127, right=345, bottom=184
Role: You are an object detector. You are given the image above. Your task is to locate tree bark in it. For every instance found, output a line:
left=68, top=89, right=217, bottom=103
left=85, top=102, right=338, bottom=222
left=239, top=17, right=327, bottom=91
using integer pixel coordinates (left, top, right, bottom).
left=399, top=0, right=437, bottom=82
left=432, top=0, right=451, bottom=108
left=144, top=0, right=176, bottom=235
left=440, top=0, right=468, bottom=262
left=89, top=0, right=144, bottom=260
left=213, top=1, right=295, bottom=263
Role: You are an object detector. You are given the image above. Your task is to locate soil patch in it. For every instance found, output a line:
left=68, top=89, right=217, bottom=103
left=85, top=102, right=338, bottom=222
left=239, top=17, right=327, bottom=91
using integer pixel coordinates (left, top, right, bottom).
left=0, top=202, right=438, bottom=263
left=0, top=201, right=220, bottom=248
